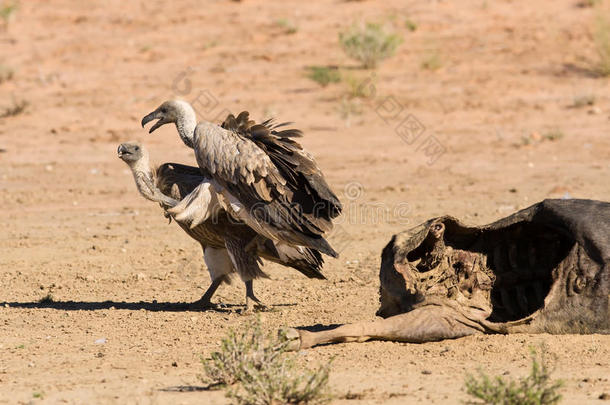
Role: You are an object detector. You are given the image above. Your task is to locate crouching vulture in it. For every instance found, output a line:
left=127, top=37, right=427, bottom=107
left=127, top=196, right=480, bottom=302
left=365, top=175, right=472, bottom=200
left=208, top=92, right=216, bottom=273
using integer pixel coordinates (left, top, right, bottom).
left=118, top=141, right=328, bottom=310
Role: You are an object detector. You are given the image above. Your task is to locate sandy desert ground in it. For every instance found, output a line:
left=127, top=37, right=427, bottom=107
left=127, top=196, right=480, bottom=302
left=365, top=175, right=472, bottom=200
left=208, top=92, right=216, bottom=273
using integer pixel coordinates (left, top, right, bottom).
left=1, top=0, right=609, bottom=403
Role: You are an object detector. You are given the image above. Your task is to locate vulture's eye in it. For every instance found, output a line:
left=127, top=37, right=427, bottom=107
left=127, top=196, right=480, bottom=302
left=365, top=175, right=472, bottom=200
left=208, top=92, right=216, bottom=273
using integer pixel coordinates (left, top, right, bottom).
left=135, top=146, right=140, bottom=151
left=160, top=108, right=167, bottom=114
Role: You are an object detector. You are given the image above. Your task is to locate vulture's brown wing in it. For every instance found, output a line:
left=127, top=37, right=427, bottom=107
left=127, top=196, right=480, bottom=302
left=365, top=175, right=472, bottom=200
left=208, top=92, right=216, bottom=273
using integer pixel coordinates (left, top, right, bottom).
left=193, top=119, right=339, bottom=258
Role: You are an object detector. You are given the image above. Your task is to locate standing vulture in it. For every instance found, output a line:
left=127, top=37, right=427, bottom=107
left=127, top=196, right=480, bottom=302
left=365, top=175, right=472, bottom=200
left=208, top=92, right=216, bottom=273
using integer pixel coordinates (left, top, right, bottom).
left=141, top=101, right=342, bottom=259
left=118, top=141, right=325, bottom=310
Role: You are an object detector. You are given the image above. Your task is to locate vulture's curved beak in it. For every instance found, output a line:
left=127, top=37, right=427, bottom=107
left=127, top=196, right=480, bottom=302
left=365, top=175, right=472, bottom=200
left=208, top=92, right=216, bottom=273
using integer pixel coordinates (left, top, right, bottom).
left=141, top=110, right=166, bottom=134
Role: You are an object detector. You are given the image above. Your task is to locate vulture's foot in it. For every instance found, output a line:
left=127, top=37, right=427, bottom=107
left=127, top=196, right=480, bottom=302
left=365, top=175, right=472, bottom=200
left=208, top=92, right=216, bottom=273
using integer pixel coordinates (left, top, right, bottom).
left=243, top=280, right=268, bottom=312
left=187, top=299, right=219, bottom=311
left=244, top=296, right=269, bottom=313
left=281, top=327, right=302, bottom=352
left=191, top=278, right=224, bottom=311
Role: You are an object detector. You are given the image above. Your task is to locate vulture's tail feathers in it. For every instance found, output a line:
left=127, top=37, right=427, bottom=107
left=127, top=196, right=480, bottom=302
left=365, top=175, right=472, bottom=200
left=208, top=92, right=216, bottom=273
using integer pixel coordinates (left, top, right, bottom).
left=273, top=244, right=326, bottom=279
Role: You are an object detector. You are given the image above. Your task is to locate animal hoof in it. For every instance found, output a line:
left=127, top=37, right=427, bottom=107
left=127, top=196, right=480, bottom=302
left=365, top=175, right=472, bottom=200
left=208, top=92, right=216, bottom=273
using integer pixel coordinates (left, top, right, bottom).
left=280, top=327, right=302, bottom=351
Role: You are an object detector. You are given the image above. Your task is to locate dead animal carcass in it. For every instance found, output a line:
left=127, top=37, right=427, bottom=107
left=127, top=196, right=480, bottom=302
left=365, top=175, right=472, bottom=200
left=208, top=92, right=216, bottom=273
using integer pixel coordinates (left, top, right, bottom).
left=286, top=199, right=609, bottom=350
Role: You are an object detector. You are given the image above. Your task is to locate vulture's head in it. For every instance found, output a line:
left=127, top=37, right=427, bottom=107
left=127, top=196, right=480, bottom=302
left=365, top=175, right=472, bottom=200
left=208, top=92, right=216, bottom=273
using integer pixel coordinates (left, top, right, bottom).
left=117, top=141, right=148, bottom=167
left=141, top=100, right=192, bottom=133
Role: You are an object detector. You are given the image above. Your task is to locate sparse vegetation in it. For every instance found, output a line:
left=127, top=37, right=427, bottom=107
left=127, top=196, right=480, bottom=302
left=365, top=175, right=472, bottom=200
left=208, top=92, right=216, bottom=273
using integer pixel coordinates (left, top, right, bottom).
left=1, top=98, right=28, bottom=117
left=593, top=13, right=610, bottom=76
left=276, top=18, right=298, bottom=35
left=518, top=129, right=565, bottom=147
left=464, top=347, right=563, bottom=405
left=542, top=129, right=565, bottom=142
left=0, top=64, right=13, bottom=84
left=572, top=94, right=595, bottom=108
left=0, top=1, right=18, bottom=28
left=306, top=66, right=341, bottom=87
left=202, top=318, right=332, bottom=405
left=0, top=97, right=28, bottom=118
left=339, top=22, right=402, bottom=68
left=342, top=72, right=375, bottom=98
left=404, top=18, right=417, bottom=32
left=421, top=51, right=442, bottom=71
left=577, top=0, right=602, bottom=8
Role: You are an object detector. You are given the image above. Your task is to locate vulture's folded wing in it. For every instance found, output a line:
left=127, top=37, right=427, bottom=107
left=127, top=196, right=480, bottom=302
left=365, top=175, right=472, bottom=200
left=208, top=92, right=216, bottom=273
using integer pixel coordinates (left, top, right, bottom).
left=193, top=121, right=339, bottom=257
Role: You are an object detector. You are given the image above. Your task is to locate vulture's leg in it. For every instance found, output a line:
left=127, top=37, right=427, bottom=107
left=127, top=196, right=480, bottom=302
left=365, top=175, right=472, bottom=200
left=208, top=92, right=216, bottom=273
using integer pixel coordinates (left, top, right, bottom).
left=189, top=246, right=234, bottom=310
left=245, top=280, right=265, bottom=311
left=224, top=236, right=269, bottom=312
left=284, top=305, right=484, bottom=350
left=189, top=278, right=223, bottom=310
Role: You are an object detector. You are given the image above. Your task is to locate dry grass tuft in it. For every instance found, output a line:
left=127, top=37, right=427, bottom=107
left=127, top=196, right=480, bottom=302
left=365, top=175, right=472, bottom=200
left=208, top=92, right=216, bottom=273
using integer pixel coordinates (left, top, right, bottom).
left=0, top=1, right=18, bottom=28
left=275, top=18, right=298, bottom=35
left=0, top=64, right=14, bottom=84
left=306, top=66, right=341, bottom=87
left=202, top=318, right=332, bottom=405
left=339, top=22, right=402, bottom=69
left=421, top=50, right=442, bottom=71
left=464, top=346, right=563, bottom=405
left=0, top=97, right=28, bottom=118
left=593, top=13, right=610, bottom=76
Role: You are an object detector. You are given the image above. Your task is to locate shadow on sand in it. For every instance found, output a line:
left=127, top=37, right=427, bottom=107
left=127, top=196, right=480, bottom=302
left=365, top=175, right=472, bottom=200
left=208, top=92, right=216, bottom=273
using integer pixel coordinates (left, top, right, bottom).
left=2, top=300, right=236, bottom=313
left=0, top=300, right=298, bottom=313
left=160, top=382, right=223, bottom=392
left=295, top=323, right=343, bottom=333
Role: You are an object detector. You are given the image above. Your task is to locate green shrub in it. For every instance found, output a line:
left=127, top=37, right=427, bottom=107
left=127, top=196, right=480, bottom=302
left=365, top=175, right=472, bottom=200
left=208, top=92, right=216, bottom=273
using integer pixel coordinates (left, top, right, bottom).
left=404, top=18, right=417, bottom=32
left=306, top=66, right=341, bottom=87
left=341, top=72, right=375, bottom=99
left=203, top=318, right=332, bottom=405
left=464, top=347, right=563, bottom=405
left=542, top=130, right=565, bottom=142
left=275, top=18, right=298, bottom=35
left=0, top=1, right=18, bottom=27
left=339, top=22, right=402, bottom=68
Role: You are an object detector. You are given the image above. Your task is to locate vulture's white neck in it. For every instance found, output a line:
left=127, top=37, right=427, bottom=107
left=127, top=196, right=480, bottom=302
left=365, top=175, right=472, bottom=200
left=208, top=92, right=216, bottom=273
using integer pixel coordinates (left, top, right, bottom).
left=173, top=101, right=197, bottom=149
left=126, top=156, right=155, bottom=199
left=129, top=153, right=151, bottom=177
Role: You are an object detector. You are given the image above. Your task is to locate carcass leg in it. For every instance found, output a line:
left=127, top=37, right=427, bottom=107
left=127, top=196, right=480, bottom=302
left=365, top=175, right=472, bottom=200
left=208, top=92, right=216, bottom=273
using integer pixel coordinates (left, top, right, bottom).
left=285, top=305, right=484, bottom=350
